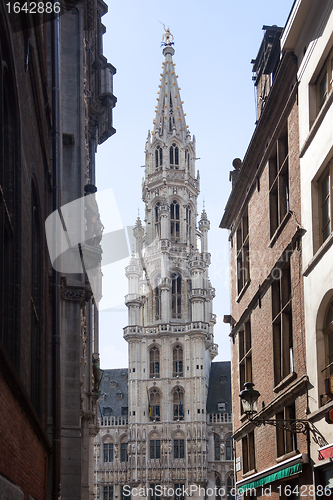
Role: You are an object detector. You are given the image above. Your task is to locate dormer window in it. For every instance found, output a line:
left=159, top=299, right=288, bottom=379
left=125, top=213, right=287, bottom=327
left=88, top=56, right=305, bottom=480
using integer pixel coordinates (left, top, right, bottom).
left=155, top=145, right=163, bottom=170
left=170, top=143, right=179, bottom=169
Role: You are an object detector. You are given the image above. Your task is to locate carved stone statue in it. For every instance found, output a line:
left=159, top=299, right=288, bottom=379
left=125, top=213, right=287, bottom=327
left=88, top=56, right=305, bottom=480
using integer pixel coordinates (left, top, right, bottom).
left=92, top=358, right=104, bottom=394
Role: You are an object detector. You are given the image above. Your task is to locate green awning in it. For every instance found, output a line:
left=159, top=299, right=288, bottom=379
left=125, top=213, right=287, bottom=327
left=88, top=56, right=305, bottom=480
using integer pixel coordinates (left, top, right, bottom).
left=238, top=463, right=303, bottom=493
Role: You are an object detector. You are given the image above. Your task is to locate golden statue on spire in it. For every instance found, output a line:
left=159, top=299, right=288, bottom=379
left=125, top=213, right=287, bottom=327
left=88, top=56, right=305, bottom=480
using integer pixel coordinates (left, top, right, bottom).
left=161, top=24, right=174, bottom=47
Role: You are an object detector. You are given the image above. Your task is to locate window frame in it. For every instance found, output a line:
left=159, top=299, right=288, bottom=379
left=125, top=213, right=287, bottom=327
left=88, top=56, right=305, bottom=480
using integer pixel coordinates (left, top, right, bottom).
left=268, top=125, right=289, bottom=238
left=171, top=272, right=182, bottom=319
left=103, top=442, right=114, bottom=463
left=170, top=143, right=179, bottom=169
left=242, top=431, right=256, bottom=474
left=173, top=438, right=185, bottom=459
left=150, top=439, right=161, bottom=459
left=272, top=262, right=294, bottom=386
left=149, top=346, right=160, bottom=378
left=173, top=387, right=184, bottom=421
left=149, top=388, right=161, bottom=421
left=214, top=433, right=220, bottom=461
left=104, top=485, right=114, bottom=500
left=155, top=145, right=163, bottom=170
left=236, top=208, right=250, bottom=295
left=170, top=200, right=180, bottom=240
left=239, top=319, right=252, bottom=412
left=316, top=48, right=333, bottom=112
left=120, top=441, right=128, bottom=462
left=319, top=160, right=333, bottom=245
left=173, top=344, right=183, bottom=377
left=276, top=403, right=297, bottom=458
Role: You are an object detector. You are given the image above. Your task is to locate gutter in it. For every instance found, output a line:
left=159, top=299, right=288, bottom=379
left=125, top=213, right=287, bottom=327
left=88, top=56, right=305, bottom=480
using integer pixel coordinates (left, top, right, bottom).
left=51, top=12, right=61, bottom=500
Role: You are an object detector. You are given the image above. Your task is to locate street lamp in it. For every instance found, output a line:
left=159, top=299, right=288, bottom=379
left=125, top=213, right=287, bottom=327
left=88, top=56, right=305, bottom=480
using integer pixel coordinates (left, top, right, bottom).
left=239, top=382, right=309, bottom=435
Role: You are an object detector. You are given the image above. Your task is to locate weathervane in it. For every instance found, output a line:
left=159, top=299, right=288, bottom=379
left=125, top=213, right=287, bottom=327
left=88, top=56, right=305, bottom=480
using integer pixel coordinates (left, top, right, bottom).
left=160, top=23, right=174, bottom=47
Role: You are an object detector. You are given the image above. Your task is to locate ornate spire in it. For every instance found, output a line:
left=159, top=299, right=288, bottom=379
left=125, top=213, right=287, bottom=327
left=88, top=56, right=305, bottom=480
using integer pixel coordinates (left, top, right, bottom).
left=153, top=29, right=188, bottom=141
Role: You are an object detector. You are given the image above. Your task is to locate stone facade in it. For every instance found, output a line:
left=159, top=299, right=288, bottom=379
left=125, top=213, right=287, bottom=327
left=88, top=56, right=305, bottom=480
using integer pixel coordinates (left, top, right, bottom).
left=94, top=38, right=234, bottom=500
left=0, top=1, right=116, bottom=499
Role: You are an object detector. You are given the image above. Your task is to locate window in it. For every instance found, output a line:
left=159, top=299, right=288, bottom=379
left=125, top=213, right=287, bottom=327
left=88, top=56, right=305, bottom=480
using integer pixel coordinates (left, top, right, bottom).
left=324, top=298, right=333, bottom=375
left=171, top=273, right=182, bottom=318
left=227, top=474, right=235, bottom=500
left=121, top=407, right=128, bottom=416
left=154, top=275, right=161, bottom=320
left=173, top=387, right=184, bottom=421
left=150, top=439, right=161, bottom=459
left=155, top=145, right=163, bottom=169
left=120, top=442, right=128, bottom=462
left=236, top=208, right=249, bottom=294
left=174, top=484, right=185, bottom=500
left=214, top=434, right=220, bottom=460
left=269, top=125, right=289, bottom=237
left=170, top=143, right=179, bottom=169
left=272, top=262, right=293, bottom=386
left=226, top=435, right=233, bottom=461
left=122, top=486, right=130, bottom=500
left=170, top=200, right=180, bottom=240
left=316, top=48, right=333, bottom=111
left=104, top=442, right=114, bottom=462
left=239, top=320, right=252, bottom=409
left=104, top=486, right=113, bottom=500
left=185, top=149, right=190, bottom=168
left=103, top=407, right=112, bottom=416
left=276, top=403, right=297, bottom=458
left=154, top=202, right=161, bottom=238
left=186, top=206, right=192, bottom=243
left=242, top=431, right=255, bottom=474
left=150, top=484, right=161, bottom=500
left=215, top=473, right=221, bottom=500
left=319, top=160, right=333, bottom=244
left=149, top=388, right=161, bottom=421
left=173, top=345, right=183, bottom=377
left=150, top=346, right=160, bottom=378
left=174, top=438, right=185, bottom=459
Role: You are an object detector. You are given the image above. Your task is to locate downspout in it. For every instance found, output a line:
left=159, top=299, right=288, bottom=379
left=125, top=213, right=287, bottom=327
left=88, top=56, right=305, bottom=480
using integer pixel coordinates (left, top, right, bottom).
left=51, top=11, right=61, bottom=500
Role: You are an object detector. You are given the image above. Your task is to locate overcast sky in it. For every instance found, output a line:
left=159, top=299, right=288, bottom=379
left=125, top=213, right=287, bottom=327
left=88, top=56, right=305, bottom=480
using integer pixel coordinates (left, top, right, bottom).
left=96, top=0, right=295, bottom=369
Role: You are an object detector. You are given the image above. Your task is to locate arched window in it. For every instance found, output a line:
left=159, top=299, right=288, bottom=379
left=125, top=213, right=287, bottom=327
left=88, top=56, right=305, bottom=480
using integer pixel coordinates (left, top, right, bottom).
left=149, top=388, right=160, bottom=421
left=214, top=434, right=220, bottom=460
left=154, top=202, right=161, bottom=237
left=185, top=149, right=190, bottom=168
left=227, top=474, right=235, bottom=500
left=155, top=145, right=163, bottom=169
left=170, top=143, right=179, bottom=169
left=171, top=273, right=182, bottom=318
left=173, top=387, right=184, bottom=421
left=150, top=346, right=160, bottom=378
left=215, top=473, right=222, bottom=500
left=170, top=200, right=180, bottom=240
left=226, top=434, right=233, bottom=460
left=325, top=298, right=333, bottom=375
left=153, top=275, right=161, bottom=320
left=103, top=439, right=114, bottom=462
left=173, top=345, right=183, bottom=377
left=186, top=205, right=192, bottom=243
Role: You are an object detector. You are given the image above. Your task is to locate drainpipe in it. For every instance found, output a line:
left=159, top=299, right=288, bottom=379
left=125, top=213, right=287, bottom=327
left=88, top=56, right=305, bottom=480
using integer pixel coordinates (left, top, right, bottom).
left=51, top=11, right=61, bottom=500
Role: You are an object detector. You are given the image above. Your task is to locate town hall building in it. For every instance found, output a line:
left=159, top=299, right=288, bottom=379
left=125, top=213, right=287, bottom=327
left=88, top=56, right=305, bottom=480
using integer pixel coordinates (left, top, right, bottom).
left=94, top=31, right=233, bottom=500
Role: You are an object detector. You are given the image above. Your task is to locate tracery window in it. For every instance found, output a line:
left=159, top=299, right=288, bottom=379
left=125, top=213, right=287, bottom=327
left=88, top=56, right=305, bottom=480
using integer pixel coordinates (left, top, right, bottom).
left=155, top=145, right=163, bottom=170
left=173, top=345, right=183, bottom=377
left=173, top=387, right=184, bottom=421
left=171, top=273, right=182, bottom=318
left=170, top=143, right=179, bottom=169
left=149, top=388, right=161, bottom=421
left=155, top=202, right=161, bottom=238
left=154, top=275, right=161, bottom=320
left=150, top=346, right=160, bottom=378
left=186, top=205, right=192, bottom=243
left=170, top=200, right=180, bottom=240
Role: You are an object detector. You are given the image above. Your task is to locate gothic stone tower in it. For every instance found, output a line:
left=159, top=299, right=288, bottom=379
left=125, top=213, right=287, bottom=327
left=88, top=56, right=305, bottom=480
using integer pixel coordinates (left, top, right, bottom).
left=124, top=32, right=218, bottom=500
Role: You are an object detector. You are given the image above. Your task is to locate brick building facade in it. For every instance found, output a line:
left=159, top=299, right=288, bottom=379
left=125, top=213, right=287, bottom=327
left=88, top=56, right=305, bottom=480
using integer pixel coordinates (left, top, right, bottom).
left=220, top=25, right=314, bottom=498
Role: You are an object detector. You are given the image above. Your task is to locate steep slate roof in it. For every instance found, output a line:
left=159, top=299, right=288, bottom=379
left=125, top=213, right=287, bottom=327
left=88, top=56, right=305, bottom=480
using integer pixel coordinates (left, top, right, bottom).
left=98, top=368, right=128, bottom=418
left=206, top=361, right=232, bottom=414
